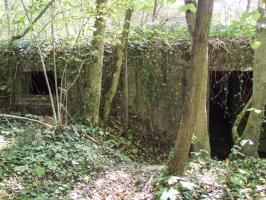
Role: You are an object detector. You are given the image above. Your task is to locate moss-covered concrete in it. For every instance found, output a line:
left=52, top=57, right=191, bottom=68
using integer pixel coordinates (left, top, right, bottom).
left=0, top=38, right=255, bottom=149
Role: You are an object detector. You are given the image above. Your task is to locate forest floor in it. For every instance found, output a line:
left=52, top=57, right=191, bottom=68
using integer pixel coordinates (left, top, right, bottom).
left=0, top=120, right=266, bottom=200
left=70, top=163, right=164, bottom=199
left=0, top=120, right=165, bottom=200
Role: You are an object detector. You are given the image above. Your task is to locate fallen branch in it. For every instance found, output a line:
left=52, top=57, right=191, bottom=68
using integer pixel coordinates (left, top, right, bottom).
left=132, top=141, right=159, bottom=162
left=0, top=114, right=53, bottom=128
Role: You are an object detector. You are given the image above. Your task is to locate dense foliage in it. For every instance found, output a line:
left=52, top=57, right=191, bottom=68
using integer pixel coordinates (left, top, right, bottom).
left=0, top=122, right=130, bottom=199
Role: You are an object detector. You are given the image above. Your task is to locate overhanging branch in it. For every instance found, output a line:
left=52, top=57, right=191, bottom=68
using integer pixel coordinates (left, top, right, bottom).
left=8, top=0, right=55, bottom=46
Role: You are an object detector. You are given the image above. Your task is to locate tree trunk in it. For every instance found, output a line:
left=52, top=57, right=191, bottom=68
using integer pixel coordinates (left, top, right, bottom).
left=152, top=0, right=158, bottom=22
left=231, top=98, right=252, bottom=142
left=85, top=0, right=108, bottom=124
left=185, top=0, right=196, bottom=39
left=240, top=8, right=266, bottom=156
left=184, top=0, right=210, bottom=155
left=169, top=0, right=214, bottom=174
left=103, top=8, right=133, bottom=121
left=4, top=0, right=11, bottom=40
left=246, top=0, right=251, bottom=12
left=122, top=41, right=129, bottom=135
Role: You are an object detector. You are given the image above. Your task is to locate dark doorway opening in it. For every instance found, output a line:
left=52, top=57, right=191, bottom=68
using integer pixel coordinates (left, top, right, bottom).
left=30, top=71, right=57, bottom=95
left=209, top=71, right=252, bottom=160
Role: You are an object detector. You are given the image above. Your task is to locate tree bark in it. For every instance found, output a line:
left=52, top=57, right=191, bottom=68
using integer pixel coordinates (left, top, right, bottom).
left=169, top=0, right=214, bottom=174
left=4, top=0, right=11, bottom=40
left=184, top=0, right=210, bottom=155
left=246, top=0, right=251, bottom=12
left=122, top=41, right=129, bottom=135
left=103, top=8, right=133, bottom=121
left=152, top=0, right=158, bottom=22
left=85, top=0, right=108, bottom=124
left=240, top=7, right=266, bottom=156
left=231, top=98, right=252, bottom=142
left=185, top=0, right=196, bottom=39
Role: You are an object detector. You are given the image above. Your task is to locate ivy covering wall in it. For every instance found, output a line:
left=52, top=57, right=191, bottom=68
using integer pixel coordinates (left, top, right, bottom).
left=0, top=38, right=254, bottom=146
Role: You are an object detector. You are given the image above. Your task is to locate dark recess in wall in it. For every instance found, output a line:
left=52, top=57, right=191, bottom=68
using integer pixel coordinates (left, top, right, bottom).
left=30, top=71, right=56, bottom=95
left=209, top=71, right=253, bottom=160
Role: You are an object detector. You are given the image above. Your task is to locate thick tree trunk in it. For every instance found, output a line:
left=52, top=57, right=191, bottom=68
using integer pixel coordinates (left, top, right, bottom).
left=184, top=0, right=210, bottom=155
left=103, top=9, right=133, bottom=121
left=240, top=9, right=266, bottom=156
left=85, top=0, right=108, bottom=124
left=169, top=0, right=213, bottom=174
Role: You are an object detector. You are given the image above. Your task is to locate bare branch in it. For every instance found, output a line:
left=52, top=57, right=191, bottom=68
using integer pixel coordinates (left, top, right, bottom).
left=19, top=0, right=58, bottom=123
left=0, top=114, right=53, bottom=128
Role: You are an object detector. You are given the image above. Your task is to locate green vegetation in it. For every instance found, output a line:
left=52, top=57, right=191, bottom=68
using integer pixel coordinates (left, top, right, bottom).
left=0, top=122, right=130, bottom=199
left=130, top=23, right=255, bottom=43
left=156, top=156, right=266, bottom=199
left=1, top=0, right=266, bottom=199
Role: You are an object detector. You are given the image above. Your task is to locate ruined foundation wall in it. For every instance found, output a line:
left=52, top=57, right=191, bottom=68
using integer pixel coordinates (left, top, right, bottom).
left=0, top=39, right=255, bottom=148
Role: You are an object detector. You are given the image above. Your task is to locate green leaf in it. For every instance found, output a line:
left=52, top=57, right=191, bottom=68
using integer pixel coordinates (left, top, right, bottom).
left=188, top=4, right=197, bottom=13
left=15, top=16, right=25, bottom=25
left=247, top=107, right=262, bottom=114
left=250, top=41, right=261, bottom=49
left=250, top=11, right=261, bottom=21
left=32, top=166, right=45, bottom=177
left=0, top=84, right=8, bottom=91
left=179, top=3, right=197, bottom=13
left=14, top=165, right=29, bottom=173
left=230, top=175, right=246, bottom=186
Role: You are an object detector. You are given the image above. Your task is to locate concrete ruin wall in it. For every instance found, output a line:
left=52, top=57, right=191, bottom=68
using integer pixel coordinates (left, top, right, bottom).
left=0, top=38, right=256, bottom=149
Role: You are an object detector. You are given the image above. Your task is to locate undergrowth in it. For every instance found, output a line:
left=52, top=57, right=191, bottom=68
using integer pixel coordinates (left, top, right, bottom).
left=155, top=156, right=266, bottom=200
left=0, top=122, right=130, bottom=199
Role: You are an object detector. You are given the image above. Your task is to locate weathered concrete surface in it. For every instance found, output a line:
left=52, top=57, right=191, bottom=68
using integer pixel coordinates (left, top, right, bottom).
left=1, top=39, right=261, bottom=152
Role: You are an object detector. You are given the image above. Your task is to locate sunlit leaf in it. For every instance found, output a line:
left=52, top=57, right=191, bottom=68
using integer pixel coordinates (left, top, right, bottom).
left=250, top=41, right=261, bottom=49
left=247, top=107, right=262, bottom=114
left=179, top=3, right=197, bottom=13
left=250, top=11, right=261, bottom=21
left=160, top=188, right=180, bottom=200
left=240, top=139, right=254, bottom=146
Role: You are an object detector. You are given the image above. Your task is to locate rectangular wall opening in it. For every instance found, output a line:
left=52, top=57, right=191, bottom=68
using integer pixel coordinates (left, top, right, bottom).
left=209, top=71, right=253, bottom=160
left=30, top=71, right=57, bottom=95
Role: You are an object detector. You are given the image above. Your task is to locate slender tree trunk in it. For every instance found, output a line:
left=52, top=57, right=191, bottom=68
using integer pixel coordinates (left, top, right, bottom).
left=85, top=0, right=108, bottom=124
left=4, top=0, right=11, bottom=40
left=184, top=0, right=210, bottom=155
left=51, top=0, right=61, bottom=125
left=240, top=6, right=266, bottom=156
left=152, top=0, right=158, bottom=22
left=232, top=98, right=252, bottom=141
left=169, top=0, right=214, bottom=174
left=103, top=8, right=133, bottom=121
left=122, top=41, right=129, bottom=135
left=246, top=0, right=251, bottom=12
